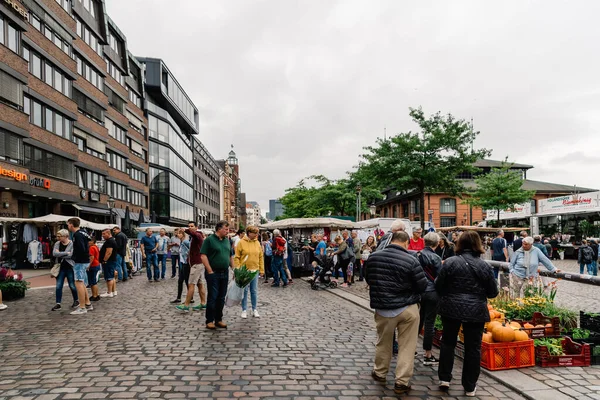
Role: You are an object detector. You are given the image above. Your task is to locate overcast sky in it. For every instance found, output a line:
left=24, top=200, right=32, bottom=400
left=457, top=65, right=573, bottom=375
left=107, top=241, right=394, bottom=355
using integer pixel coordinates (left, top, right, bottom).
left=105, top=0, right=600, bottom=213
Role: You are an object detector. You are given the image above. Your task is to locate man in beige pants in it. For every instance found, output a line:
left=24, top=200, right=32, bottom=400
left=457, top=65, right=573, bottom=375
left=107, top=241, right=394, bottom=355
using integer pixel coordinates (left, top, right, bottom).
left=365, top=231, right=428, bottom=394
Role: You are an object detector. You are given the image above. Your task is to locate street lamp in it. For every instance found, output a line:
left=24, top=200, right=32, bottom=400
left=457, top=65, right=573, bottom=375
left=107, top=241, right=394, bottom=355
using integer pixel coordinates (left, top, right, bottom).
left=107, top=197, right=115, bottom=224
left=369, top=204, right=377, bottom=217
left=356, top=184, right=362, bottom=222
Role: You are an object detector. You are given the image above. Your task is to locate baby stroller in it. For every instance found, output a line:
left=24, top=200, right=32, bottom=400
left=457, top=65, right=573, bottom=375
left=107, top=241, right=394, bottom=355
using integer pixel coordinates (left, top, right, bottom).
left=309, top=254, right=337, bottom=290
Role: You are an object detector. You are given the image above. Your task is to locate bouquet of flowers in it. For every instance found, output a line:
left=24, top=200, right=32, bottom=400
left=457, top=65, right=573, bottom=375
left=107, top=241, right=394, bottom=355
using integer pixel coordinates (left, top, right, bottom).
left=226, top=265, right=259, bottom=307
left=0, top=267, right=28, bottom=300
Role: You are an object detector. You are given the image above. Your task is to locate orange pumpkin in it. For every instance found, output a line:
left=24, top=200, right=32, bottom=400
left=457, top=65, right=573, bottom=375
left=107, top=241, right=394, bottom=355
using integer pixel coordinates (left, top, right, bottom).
left=545, top=323, right=553, bottom=335
left=535, top=324, right=545, bottom=328
left=509, top=321, right=522, bottom=330
left=487, top=304, right=494, bottom=311
left=523, top=323, right=534, bottom=329
left=482, top=332, right=493, bottom=343
left=487, top=321, right=502, bottom=333
left=489, top=310, right=496, bottom=320
left=514, top=330, right=529, bottom=341
left=492, top=325, right=516, bottom=342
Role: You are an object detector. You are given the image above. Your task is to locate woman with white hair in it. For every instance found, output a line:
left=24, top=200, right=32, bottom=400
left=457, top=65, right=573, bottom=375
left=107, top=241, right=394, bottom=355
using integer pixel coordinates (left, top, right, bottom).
left=509, top=236, right=559, bottom=298
left=51, top=229, right=78, bottom=311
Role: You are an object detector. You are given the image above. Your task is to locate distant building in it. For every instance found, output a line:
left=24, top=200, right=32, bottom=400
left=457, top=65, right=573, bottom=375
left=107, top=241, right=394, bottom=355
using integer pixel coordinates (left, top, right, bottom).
left=246, top=202, right=261, bottom=227
left=269, top=199, right=285, bottom=220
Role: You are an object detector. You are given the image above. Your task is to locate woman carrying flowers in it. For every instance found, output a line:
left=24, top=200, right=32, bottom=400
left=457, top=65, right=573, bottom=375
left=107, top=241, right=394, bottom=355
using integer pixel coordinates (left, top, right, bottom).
left=234, top=226, right=264, bottom=318
left=509, top=236, right=559, bottom=298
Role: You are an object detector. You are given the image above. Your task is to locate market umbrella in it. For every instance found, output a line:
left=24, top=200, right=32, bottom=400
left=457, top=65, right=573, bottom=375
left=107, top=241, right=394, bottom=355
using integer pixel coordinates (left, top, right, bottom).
left=151, top=211, right=157, bottom=223
left=123, top=205, right=131, bottom=231
left=138, top=209, right=145, bottom=226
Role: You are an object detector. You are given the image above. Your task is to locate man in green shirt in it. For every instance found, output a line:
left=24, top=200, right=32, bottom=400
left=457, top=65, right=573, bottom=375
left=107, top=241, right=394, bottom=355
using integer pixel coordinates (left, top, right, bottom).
left=201, top=220, right=234, bottom=330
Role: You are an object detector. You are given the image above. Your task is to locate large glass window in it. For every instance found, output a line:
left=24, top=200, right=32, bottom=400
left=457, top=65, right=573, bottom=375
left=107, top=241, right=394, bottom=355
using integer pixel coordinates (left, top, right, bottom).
left=106, top=59, right=125, bottom=87
left=127, top=190, right=147, bottom=208
left=26, top=47, right=72, bottom=97
left=24, top=145, right=74, bottom=181
left=127, top=164, right=147, bottom=184
left=127, top=86, right=142, bottom=108
left=0, top=130, right=22, bottom=164
left=166, top=72, right=196, bottom=127
left=170, top=197, right=193, bottom=221
left=24, top=96, right=73, bottom=140
left=149, top=141, right=193, bottom=182
left=75, top=17, right=102, bottom=56
left=105, top=118, right=126, bottom=144
left=107, top=29, right=121, bottom=55
left=106, top=180, right=127, bottom=201
left=81, top=0, right=97, bottom=18
left=77, top=168, right=105, bottom=192
left=73, top=88, right=104, bottom=124
left=440, top=198, right=457, bottom=214
left=55, top=0, right=71, bottom=12
left=73, top=136, right=104, bottom=160
left=105, top=86, right=125, bottom=114
left=75, top=54, right=103, bottom=91
left=440, top=217, right=456, bottom=228
left=0, top=16, right=21, bottom=55
left=29, top=13, right=70, bottom=55
left=107, top=150, right=126, bottom=173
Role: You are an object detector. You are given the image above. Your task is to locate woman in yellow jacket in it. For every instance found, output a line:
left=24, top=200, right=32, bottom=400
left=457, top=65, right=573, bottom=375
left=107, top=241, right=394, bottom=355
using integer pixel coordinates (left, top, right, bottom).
left=234, top=226, right=264, bottom=318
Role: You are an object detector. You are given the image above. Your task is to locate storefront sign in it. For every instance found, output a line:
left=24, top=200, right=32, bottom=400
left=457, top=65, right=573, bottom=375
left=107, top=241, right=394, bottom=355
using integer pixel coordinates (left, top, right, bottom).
left=0, top=166, right=27, bottom=182
left=4, top=0, right=28, bottom=19
left=486, top=202, right=532, bottom=221
left=30, top=177, right=51, bottom=190
left=0, top=212, right=17, bottom=217
left=90, top=192, right=100, bottom=202
left=537, top=191, right=600, bottom=216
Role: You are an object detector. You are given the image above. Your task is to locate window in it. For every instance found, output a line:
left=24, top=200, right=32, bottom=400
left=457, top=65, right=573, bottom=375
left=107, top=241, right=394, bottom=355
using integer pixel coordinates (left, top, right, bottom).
left=73, top=88, right=104, bottom=124
left=127, top=190, right=147, bottom=208
left=127, top=86, right=142, bottom=108
left=81, top=0, right=96, bottom=18
left=26, top=48, right=72, bottom=97
left=0, top=16, right=21, bottom=54
left=105, top=118, right=126, bottom=144
left=107, top=150, right=126, bottom=173
left=530, top=199, right=537, bottom=214
left=24, top=145, right=74, bottom=181
left=165, top=72, right=196, bottom=126
left=440, top=198, right=457, bottom=214
left=106, top=180, right=127, bottom=201
left=77, top=168, right=105, bottom=192
left=75, top=54, right=103, bottom=91
left=105, top=86, right=125, bottom=113
left=73, top=136, right=104, bottom=160
left=24, top=96, right=73, bottom=140
left=440, top=217, right=456, bottom=228
left=107, top=30, right=120, bottom=55
left=28, top=13, right=70, bottom=55
left=106, top=59, right=125, bottom=87
left=0, top=130, right=22, bottom=164
left=127, top=164, right=147, bottom=184
left=55, top=0, right=71, bottom=12
left=75, top=17, right=101, bottom=56
left=0, top=70, right=23, bottom=109
left=126, top=137, right=144, bottom=159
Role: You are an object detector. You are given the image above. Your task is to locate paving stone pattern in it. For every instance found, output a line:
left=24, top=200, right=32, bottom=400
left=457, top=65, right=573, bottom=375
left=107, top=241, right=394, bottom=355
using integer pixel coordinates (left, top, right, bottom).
left=0, top=275, right=528, bottom=399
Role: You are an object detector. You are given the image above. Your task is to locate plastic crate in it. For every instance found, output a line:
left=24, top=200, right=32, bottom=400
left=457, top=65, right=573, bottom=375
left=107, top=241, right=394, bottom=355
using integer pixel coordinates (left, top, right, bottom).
left=513, top=312, right=560, bottom=338
left=535, top=337, right=591, bottom=367
left=580, top=311, right=600, bottom=333
left=480, top=339, right=535, bottom=371
left=566, top=331, right=600, bottom=365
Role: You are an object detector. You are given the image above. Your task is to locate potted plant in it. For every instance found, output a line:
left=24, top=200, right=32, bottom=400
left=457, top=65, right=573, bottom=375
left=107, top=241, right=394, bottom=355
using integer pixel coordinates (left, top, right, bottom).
left=0, top=267, right=29, bottom=301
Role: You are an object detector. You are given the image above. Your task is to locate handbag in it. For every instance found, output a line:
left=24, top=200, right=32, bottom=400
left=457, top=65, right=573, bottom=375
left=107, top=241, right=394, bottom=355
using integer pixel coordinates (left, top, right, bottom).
left=50, top=263, right=60, bottom=278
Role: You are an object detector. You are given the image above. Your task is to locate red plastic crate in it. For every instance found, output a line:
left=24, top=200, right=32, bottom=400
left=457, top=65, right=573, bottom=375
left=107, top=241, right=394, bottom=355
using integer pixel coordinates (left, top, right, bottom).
left=513, top=312, right=560, bottom=338
left=535, top=337, right=591, bottom=367
left=480, top=339, right=535, bottom=371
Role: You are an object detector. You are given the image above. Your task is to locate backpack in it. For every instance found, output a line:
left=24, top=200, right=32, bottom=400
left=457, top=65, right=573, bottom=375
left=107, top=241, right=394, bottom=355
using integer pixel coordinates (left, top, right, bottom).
left=273, top=238, right=285, bottom=257
left=264, top=242, right=272, bottom=257
left=582, top=246, right=594, bottom=264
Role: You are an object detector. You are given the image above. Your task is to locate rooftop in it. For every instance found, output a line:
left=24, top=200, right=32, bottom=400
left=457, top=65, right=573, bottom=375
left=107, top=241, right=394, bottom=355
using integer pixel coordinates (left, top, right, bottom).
left=473, top=159, right=534, bottom=169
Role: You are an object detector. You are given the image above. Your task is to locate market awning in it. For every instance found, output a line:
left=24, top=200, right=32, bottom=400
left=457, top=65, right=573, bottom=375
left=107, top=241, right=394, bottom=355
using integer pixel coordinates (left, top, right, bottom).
left=73, top=204, right=110, bottom=215
left=0, top=214, right=116, bottom=230
left=437, top=226, right=527, bottom=233
left=260, top=217, right=356, bottom=230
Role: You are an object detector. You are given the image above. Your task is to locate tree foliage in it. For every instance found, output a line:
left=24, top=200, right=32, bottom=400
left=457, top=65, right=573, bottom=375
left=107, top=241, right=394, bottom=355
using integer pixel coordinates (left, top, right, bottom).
left=359, top=107, right=491, bottom=228
left=280, top=175, right=381, bottom=219
left=464, top=160, right=535, bottom=223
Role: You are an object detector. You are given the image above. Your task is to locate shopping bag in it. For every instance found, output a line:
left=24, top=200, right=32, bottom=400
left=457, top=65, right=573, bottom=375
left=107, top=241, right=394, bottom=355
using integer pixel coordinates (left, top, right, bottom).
left=225, top=281, right=245, bottom=307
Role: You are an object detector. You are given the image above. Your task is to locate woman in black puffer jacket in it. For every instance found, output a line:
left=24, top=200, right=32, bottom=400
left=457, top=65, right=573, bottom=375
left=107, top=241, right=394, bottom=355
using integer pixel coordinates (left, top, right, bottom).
left=434, top=231, right=498, bottom=397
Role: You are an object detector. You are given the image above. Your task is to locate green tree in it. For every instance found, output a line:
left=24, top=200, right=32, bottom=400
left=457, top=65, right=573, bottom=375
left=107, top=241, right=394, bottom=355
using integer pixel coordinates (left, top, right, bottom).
left=359, top=107, right=491, bottom=228
left=464, top=160, right=535, bottom=224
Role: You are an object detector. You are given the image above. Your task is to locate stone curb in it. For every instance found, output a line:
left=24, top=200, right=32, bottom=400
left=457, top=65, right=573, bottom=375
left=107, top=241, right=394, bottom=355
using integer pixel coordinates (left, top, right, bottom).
left=300, top=277, right=542, bottom=400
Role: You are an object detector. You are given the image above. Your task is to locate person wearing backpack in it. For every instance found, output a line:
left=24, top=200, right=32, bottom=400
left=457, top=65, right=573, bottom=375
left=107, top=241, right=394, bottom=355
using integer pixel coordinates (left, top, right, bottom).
left=578, top=239, right=595, bottom=275
left=262, top=232, right=273, bottom=284
left=509, top=237, right=559, bottom=298
left=416, top=232, right=443, bottom=366
left=271, top=229, right=288, bottom=287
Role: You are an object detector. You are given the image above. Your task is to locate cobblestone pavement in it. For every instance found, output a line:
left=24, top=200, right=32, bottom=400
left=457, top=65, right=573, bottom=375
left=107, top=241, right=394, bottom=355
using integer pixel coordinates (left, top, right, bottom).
left=0, top=274, right=527, bottom=399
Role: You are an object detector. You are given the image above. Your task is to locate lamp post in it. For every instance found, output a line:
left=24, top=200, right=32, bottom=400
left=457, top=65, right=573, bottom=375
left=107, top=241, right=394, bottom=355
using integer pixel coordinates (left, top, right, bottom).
left=356, top=184, right=362, bottom=222
left=107, top=197, right=115, bottom=224
left=369, top=204, right=377, bottom=217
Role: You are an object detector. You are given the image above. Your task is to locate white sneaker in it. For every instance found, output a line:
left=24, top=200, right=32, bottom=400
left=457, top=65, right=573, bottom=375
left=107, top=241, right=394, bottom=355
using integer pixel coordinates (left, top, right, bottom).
left=112, top=291, right=118, bottom=296
left=0, top=304, right=7, bottom=310
left=70, top=307, right=87, bottom=315
left=466, top=387, right=476, bottom=397
left=252, top=309, right=260, bottom=318
left=241, top=311, right=247, bottom=319
left=100, top=292, right=113, bottom=298
left=439, top=381, right=450, bottom=390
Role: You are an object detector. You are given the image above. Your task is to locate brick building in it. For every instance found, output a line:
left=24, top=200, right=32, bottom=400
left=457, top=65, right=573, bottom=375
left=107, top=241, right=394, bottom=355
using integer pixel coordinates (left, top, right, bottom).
left=374, top=160, right=595, bottom=227
left=0, top=0, right=149, bottom=224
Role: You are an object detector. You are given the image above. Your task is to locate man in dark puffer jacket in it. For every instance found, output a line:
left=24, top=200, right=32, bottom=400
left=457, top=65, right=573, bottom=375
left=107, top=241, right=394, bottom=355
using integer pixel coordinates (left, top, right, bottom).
left=365, top=231, right=428, bottom=395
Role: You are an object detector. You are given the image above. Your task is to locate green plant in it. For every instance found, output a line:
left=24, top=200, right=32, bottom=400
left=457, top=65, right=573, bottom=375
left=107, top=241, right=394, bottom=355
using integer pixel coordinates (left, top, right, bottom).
left=233, top=265, right=259, bottom=288
left=0, top=280, right=29, bottom=301
left=534, top=338, right=564, bottom=356
left=434, top=315, right=443, bottom=331
left=571, top=328, right=591, bottom=340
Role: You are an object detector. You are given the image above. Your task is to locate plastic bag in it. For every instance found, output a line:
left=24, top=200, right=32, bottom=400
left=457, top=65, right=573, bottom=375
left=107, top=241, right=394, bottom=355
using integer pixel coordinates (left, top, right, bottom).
left=225, top=281, right=245, bottom=307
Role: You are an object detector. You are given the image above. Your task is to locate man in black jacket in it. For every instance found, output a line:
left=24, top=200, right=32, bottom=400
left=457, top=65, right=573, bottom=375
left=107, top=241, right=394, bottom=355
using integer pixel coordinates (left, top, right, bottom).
left=512, top=231, right=527, bottom=252
left=365, top=231, right=428, bottom=395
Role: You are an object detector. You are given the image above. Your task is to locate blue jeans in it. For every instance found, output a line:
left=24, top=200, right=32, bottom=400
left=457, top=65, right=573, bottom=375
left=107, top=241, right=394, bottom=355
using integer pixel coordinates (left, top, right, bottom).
left=580, top=263, right=592, bottom=275
left=115, top=254, right=128, bottom=281
left=271, top=256, right=288, bottom=286
left=242, top=274, right=258, bottom=311
left=206, top=271, right=229, bottom=324
left=171, top=255, right=179, bottom=277
left=146, top=253, right=159, bottom=281
left=56, top=266, right=77, bottom=304
left=158, top=253, right=168, bottom=279
left=593, top=260, right=598, bottom=276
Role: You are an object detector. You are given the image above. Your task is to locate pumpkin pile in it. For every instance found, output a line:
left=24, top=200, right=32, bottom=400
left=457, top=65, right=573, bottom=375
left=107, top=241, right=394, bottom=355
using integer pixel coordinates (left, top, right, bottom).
left=484, top=321, right=530, bottom=343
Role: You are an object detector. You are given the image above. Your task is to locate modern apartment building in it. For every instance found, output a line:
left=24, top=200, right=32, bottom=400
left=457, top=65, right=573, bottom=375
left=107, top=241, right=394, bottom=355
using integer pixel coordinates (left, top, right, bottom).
left=0, top=0, right=149, bottom=224
left=193, top=137, right=220, bottom=229
left=137, top=57, right=197, bottom=226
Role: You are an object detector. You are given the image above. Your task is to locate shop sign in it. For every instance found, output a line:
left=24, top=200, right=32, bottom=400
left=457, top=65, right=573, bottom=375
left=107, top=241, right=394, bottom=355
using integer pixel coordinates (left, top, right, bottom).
left=90, top=192, right=100, bottom=202
left=0, top=212, right=17, bottom=217
left=0, top=166, right=27, bottom=182
left=537, top=191, right=600, bottom=216
left=30, top=177, right=51, bottom=190
left=486, top=202, right=531, bottom=221
left=4, top=0, right=28, bottom=19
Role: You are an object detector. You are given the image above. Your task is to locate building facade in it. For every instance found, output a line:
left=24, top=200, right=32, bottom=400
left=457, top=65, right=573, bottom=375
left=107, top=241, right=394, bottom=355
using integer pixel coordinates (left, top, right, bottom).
left=218, top=159, right=237, bottom=229
left=137, top=57, right=198, bottom=226
left=193, top=137, right=220, bottom=229
left=267, top=199, right=284, bottom=220
left=246, top=201, right=261, bottom=227
left=0, top=0, right=149, bottom=224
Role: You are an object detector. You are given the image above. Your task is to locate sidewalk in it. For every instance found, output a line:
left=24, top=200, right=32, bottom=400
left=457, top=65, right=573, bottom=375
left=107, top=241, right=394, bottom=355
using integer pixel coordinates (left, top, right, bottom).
left=319, top=277, right=600, bottom=400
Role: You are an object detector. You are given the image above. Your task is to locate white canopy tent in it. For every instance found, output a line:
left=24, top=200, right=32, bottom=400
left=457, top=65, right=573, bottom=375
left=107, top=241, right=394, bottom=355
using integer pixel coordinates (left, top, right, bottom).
left=260, top=217, right=356, bottom=230
left=0, top=214, right=117, bottom=231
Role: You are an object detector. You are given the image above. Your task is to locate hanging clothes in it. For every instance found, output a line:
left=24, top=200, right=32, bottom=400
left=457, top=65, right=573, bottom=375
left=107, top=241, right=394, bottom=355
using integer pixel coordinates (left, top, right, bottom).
left=23, top=224, right=38, bottom=243
left=27, top=240, right=43, bottom=265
